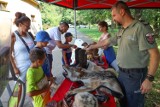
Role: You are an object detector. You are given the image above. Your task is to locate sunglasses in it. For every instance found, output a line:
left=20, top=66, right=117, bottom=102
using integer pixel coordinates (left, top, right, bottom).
left=22, top=23, right=30, bottom=29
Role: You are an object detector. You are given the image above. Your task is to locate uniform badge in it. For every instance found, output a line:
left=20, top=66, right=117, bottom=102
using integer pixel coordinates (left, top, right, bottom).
left=146, top=33, right=155, bottom=44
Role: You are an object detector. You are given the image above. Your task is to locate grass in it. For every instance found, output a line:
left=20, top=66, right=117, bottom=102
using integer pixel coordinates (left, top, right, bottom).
left=78, top=27, right=118, bottom=42
left=145, top=65, right=160, bottom=107
left=78, top=27, right=100, bottom=41
left=78, top=27, right=160, bottom=107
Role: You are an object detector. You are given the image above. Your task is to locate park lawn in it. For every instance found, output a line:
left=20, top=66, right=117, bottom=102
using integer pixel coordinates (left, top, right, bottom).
left=78, top=27, right=100, bottom=41
left=78, top=27, right=118, bottom=42
left=78, top=28, right=160, bottom=107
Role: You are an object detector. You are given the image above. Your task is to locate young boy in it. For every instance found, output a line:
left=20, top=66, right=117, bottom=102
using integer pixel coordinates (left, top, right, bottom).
left=62, top=32, right=74, bottom=66
left=34, top=30, right=55, bottom=82
left=26, top=48, right=50, bottom=107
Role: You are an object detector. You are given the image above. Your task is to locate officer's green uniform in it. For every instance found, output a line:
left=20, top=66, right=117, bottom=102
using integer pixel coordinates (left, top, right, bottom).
left=108, top=20, right=157, bottom=107
left=109, top=20, right=157, bottom=68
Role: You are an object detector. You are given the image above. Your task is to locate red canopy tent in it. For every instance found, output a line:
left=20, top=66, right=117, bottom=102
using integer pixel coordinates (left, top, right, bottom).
left=41, top=0, right=160, bottom=9
left=39, top=0, right=160, bottom=37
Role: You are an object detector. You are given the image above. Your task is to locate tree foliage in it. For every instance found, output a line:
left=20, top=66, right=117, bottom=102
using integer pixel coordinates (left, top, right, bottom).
left=142, top=9, right=160, bottom=37
left=40, top=2, right=62, bottom=29
left=76, top=9, right=111, bottom=25
left=132, top=9, right=160, bottom=37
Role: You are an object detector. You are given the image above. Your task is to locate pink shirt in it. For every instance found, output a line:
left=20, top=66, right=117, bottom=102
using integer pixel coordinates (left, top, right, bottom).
left=98, top=33, right=110, bottom=49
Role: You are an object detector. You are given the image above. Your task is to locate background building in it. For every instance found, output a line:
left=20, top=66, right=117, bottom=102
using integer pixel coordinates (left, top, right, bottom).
left=0, top=0, right=42, bottom=35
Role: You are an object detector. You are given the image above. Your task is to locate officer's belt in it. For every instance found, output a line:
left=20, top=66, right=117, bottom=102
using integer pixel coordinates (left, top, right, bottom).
left=119, top=66, right=147, bottom=73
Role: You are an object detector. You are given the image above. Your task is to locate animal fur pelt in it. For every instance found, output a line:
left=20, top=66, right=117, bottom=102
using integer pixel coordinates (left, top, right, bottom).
left=73, top=92, right=98, bottom=107
left=64, top=48, right=123, bottom=98
left=63, top=66, right=123, bottom=99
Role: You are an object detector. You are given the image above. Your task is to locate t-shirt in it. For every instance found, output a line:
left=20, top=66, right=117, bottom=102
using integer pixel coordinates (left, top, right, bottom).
left=45, top=27, right=61, bottom=54
left=109, top=20, right=157, bottom=68
left=98, top=33, right=110, bottom=49
left=26, top=67, right=44, bottom=107
left=98, top=33, right=116, bottom=64
left=62, top=42, right=72, bottom=53
left=62, top=42, right=72, bottom=65
left=99, top=33, right=110, bottom=41
left=13, top=31, right=35, bottom=82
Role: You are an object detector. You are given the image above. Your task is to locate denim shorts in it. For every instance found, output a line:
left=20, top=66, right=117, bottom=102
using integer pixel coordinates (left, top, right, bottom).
left=118, top=67, right=147, bottom=107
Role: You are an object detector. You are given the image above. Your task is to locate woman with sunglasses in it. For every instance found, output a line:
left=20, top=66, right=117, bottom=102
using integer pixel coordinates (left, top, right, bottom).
left=10, top=12, right=35, bottom=107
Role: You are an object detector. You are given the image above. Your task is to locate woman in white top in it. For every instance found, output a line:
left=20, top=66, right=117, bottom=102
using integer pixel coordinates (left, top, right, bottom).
left=98, top=21, right=119, bottom=72
left=10, top=12, right=35, bottom=106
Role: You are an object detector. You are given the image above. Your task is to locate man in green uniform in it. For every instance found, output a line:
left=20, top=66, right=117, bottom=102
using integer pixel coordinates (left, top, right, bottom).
left=86, top=1, right=160, bottom=107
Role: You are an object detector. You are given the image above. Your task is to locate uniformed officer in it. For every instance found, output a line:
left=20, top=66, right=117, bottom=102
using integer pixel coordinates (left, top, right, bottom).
left=86, top=1, right=160, bottom=107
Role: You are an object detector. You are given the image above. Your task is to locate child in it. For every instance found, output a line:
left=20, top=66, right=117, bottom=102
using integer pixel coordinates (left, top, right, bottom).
left=82, top=42, right=108, bottom=69
left=62, top=32, right=74, bottom=66
left=98, top=21, right=119, bottom=72
left=26, top=48, right=51, bottom=107
left=34, top=30, right=56, bottom=82
left=81, top=42, right=88, bottom=48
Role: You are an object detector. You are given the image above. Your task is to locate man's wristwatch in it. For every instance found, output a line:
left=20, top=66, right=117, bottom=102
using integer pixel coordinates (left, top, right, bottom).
left=146, top=74, right=154, bottom=82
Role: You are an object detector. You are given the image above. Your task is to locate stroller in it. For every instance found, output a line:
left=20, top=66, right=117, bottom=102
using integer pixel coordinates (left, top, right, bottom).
left=49, top=49, right=123, bottom=107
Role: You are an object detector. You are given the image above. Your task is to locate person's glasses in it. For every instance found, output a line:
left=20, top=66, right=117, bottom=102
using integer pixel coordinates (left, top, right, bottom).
left=22, top=23, right=30, bottom=29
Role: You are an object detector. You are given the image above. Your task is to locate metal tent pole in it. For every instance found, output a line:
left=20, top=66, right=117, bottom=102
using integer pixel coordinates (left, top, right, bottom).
left=74, top=0, right=78, bottom=39
left=74, top=9, right=77, bottom=38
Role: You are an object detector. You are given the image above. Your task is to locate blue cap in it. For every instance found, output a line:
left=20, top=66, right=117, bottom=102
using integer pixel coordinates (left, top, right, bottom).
left=35, top=30, right=51, bottom=42
left=64, top=32, right=73, bottom=38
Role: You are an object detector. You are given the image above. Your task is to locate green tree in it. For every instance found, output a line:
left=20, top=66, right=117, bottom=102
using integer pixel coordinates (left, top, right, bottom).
left=142, top=9, right=160, bottom=37
left=39, top=2, right=62, bottom=29
left=77, top=9, right=111, bottom=28
left=58, top=8, right=74, bottom=24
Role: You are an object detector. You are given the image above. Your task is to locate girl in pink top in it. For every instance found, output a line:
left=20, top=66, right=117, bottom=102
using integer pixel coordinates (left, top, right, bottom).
left=98, top=21, right=119, bottom=72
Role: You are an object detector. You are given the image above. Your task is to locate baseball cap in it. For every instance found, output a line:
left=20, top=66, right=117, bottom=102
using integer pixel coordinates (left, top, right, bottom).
left=64, top=32, right=73, bottom=38
left=35, top=30, right=51, bottom=42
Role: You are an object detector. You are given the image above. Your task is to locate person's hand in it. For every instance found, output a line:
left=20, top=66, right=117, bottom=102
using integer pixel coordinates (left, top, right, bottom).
left=48, top=76, right=55, bottom=86
left=65, top=64, right=69, bottom=67
left=85, top=45, right=92, bottom=51
left=71, top=44, right=77, bottom=49
left=43, top=84, right=50, bottom=92
left=140, top=79, right=152, bottom=94
left=41, top=85, right=50, bottom=97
